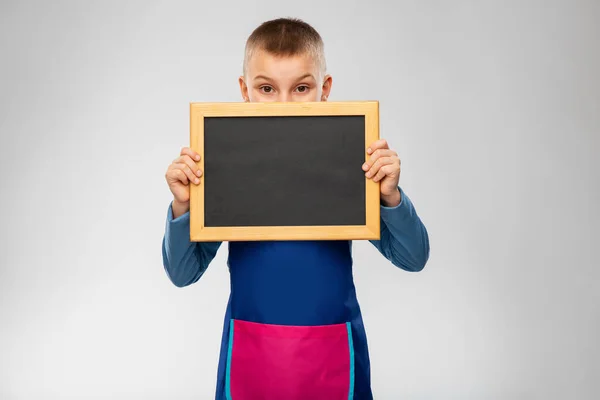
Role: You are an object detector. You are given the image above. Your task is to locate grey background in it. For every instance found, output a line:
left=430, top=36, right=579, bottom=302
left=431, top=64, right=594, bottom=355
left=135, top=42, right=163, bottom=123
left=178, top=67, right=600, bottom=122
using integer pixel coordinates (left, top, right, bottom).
left=1, top=0, right=598, bottom=399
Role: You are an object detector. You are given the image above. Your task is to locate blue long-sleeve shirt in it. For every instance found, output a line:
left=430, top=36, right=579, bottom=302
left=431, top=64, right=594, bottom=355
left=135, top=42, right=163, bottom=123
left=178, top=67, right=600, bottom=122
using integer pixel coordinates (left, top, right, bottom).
left=162, top=186, right=429, bottom=399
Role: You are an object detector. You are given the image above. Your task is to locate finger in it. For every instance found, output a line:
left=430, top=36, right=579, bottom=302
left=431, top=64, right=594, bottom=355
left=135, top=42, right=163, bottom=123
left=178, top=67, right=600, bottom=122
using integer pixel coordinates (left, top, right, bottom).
left=365, top=157, right=395, bottom=178
left=372, top=164, right=396, bottom=182
left=366, top=139, right=389, bottom=155
left=173, top=163, right=200, bottom=185
left=175, top=163, right=201, bottom=185
left=174, top=155, right=203, bottom=177
left=170, top=168, right=189, bottom=185
left=180, top=146, right=201, bottom=162
left=362, top=149, right=396, bottom=171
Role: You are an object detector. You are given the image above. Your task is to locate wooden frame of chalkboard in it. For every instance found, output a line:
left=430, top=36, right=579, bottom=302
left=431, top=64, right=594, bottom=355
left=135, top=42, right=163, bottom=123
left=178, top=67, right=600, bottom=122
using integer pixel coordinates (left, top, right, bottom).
left=189, top=101, right=380, bottom=242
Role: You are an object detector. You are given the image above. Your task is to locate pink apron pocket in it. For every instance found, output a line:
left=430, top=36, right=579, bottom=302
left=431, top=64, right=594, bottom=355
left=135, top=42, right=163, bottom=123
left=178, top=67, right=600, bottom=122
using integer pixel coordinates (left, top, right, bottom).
left=225, top=319, right=355, bottom=400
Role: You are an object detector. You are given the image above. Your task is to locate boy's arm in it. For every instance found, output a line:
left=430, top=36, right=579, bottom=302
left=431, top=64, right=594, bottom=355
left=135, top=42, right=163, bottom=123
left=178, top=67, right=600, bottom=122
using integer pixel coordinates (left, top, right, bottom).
left=369, top=186, right=430, bottom=272
left=162, top=201, right=222, bottom=287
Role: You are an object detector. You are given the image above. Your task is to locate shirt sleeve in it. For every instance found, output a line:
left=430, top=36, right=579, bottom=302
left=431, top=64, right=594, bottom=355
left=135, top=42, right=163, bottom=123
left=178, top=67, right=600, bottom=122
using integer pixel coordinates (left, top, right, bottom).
left=161, top=201, right=222, bottom=287
left=369, top=186, right=430, bottom=272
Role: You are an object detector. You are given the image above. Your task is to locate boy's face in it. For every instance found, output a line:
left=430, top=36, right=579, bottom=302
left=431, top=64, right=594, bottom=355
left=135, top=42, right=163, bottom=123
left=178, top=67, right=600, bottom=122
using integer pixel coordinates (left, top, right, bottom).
left=239, top=50, right=332, bottom=103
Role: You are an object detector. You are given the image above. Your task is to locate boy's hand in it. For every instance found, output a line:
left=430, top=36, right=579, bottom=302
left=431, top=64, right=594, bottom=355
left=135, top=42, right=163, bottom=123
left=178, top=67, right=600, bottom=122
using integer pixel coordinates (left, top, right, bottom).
left=362, top=139, right=402, bottom=207
left=165, top=147, right=203, bottom=218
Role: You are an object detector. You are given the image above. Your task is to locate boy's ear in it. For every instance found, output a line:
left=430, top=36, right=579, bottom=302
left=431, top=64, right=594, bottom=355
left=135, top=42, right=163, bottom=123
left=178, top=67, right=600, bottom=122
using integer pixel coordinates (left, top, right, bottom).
left=321, top=74, right=332, bottom=101
left=239, top=76, right=250, bottom=102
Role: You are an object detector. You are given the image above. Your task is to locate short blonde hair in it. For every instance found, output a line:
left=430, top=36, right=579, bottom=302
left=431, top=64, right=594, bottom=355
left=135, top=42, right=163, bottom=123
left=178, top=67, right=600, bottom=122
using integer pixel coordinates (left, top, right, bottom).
left=243, top=18, right=327, bottom=78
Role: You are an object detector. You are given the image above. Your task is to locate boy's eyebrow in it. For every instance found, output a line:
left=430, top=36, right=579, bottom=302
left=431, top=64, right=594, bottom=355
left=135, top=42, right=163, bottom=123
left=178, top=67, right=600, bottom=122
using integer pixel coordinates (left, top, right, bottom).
left=253, top=75, right=272, bottom=81
left=252, top=73, right=316, bottom=81
left=295, top=73, right=316, bottom=81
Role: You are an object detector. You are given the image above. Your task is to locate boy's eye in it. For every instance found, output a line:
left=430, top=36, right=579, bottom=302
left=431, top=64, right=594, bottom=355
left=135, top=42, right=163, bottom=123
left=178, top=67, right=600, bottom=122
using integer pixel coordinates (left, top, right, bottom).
left=260, top=86, right=274, bottom=93
left=295, top=85, right=309, bottom=93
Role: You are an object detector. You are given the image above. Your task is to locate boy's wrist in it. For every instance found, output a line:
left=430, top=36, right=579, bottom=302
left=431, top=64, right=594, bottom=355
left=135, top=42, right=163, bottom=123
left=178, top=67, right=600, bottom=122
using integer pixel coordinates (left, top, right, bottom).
left=381, top=188, right=401, bottom=208
left=172, top=199, right=190, bottom=219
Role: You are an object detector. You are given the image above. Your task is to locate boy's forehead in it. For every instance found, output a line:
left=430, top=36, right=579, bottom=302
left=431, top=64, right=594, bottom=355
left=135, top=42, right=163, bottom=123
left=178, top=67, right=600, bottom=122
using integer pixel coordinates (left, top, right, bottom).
left=247, top=49, right=320, bottom=80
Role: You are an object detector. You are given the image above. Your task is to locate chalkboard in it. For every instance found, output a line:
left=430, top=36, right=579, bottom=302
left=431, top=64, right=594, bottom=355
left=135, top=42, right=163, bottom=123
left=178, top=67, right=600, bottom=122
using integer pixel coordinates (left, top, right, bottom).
left=189, top=101, right=380, bottom=242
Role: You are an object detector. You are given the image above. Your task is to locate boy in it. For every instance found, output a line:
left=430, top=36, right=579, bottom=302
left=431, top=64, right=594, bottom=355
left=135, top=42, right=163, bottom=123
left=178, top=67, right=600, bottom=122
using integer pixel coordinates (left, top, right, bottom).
left=162, top=17, right=429, bottom=400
